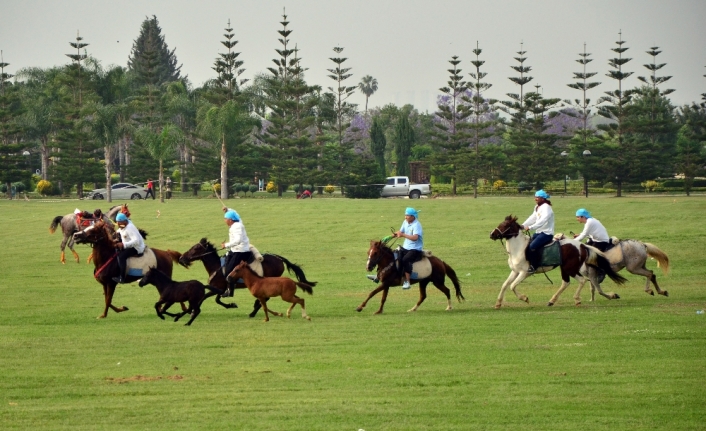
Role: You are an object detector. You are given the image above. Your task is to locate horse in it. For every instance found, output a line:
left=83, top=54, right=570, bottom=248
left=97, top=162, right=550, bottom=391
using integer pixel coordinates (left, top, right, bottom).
left=49, top=205, right=122, bottom=264
left=227, top=260, right=313, bottom=322
left=73, top=220, right=182, bottom=319
left=489, top=215, right=627, bottom=308
left=588, top=238, right=670, bottom=300
left=357, top=239, right=464, bottom=314
left=138, top=268, right=223, bottom=326
left=178, top=238, right=317, bottom=317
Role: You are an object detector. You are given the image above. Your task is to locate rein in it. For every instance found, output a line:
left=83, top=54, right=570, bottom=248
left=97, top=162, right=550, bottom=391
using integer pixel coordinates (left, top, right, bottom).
left=94, top=252, right=117, bottom=279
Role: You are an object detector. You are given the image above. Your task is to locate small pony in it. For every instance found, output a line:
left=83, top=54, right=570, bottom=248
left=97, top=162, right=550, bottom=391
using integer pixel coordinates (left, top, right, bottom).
left=138, top=268, right=223, bottom=326
left=227, top=260, right=313, bottom=322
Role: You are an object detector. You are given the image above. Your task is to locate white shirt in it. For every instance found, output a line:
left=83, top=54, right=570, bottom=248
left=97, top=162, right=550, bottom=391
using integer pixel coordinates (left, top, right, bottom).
left=225, top=221, right=250, bottom=253
left=575, top=217, right=609, bottom=243
left=522, top=203, right=555, bottom=235
left=117, top=222, right=146, bottom=254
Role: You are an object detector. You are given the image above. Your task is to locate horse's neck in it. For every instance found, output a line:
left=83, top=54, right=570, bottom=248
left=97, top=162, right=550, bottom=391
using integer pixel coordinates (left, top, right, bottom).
left=506, top=234, right=529, bottom=259
left=93, top=240, right=116, bottom=268
left=150, top=273, right=172, bottom=293
left=202, top=253, right=222, bottom=275
left=377, top=248, right=395, bottom=269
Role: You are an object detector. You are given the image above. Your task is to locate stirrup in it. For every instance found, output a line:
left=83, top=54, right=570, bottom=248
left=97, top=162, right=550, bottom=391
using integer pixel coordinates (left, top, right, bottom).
left=366, top=274, right=379, bottom=283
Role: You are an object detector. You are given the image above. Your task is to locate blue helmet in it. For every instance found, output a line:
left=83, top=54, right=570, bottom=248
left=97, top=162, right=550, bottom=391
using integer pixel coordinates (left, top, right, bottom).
left=405, top=207, right=418, bottom=218
left=224, top=210, right=240, bottom=221
left=576, top=208, right=591, bottom=218
left=116, top=213, right=128, bottom=222
left=535, top=189, right=550, bottom=199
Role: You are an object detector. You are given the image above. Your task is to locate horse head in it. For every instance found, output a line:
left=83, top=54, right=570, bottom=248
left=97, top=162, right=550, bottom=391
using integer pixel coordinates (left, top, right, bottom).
left=73, top=220, right=111, bottom=245
left=490, top=215, right=521, bottom=241
left=120, top=204, right=131, bottom=218
left=366, top=240, right=392, bottom=272
left=138, top=268, right=155, bottom=287
left=179, top=238, right=216, bottom=268
left=226, top=260, right=249, bottom=283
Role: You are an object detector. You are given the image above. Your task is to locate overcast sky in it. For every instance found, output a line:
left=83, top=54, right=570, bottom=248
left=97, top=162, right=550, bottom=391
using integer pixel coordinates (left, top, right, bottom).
left=3, top=0, right=705, bottom=113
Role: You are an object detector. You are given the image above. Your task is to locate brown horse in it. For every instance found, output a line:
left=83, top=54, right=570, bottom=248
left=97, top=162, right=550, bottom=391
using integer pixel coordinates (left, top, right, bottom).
left=227, top=261, right=313, bottom=322
left=73, top=220, right=182, bottom=319
left=490, top=215, right=628, bottom=308
left=357, top=240, right=464, bottom=314
left=178, top=238, right=317, bottom=317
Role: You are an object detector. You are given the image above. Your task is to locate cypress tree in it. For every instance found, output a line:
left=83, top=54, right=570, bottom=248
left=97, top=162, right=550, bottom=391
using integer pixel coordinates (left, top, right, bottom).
left=393, top=114, right=414, bottom=176
left=327, top=46, right=358, bottom=193
left=211, top=20, right=247, bottom=103
left=127, top=16, right=182, bottom=86
left=370, top=116, right=387, bottom=177
left=0, top=53, right=27, bottom=195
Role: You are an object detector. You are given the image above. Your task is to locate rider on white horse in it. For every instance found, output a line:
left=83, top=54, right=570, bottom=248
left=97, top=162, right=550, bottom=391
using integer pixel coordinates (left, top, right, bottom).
left=573, top=208, right=611, bottom=252
left=520, top=190, right=554, bottom=274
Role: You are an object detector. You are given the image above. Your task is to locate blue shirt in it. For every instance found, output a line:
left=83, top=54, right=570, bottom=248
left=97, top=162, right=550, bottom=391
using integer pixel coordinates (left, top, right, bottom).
left=400, top=219, right=423, bottom=250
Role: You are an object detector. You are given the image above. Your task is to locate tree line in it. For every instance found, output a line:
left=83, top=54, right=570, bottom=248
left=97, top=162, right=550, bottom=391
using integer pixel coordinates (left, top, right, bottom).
left=1, top=16, right=705, bottom=200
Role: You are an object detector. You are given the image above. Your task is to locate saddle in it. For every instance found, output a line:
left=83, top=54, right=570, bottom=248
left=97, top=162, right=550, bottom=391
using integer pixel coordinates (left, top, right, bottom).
left=218, top=244, right=265, bottom=282
left=394, top=248, right=433, bottom=280
left=75, top=211, right=101, bottom=228
left=125, top=247, right=157, bottom=277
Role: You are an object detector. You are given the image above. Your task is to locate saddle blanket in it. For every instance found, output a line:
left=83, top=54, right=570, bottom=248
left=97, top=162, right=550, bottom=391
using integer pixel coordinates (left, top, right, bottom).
left=219, top=244, right=265, bottom=281
left=539, top=241, right=562, bottom=267
left=126, top=247, right=157, bottom=277
left=393, top=249, right=433, bottom=280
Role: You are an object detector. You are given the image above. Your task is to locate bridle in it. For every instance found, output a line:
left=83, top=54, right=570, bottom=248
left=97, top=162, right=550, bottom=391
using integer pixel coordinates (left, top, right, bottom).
left=367, top=243, right=396, bottom=279
left=186, top=242, right=219, bottom=261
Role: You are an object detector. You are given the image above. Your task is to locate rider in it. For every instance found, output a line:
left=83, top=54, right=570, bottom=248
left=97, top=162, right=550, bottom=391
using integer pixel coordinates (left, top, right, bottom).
left=521, top=190, right=554, bottom=274
left=112, top=213, right=146, bottom=284
left=221, top=208, right=253, bottom=298
left=573, top=208, right=611, bottom=252
left=394, top=207, right=423, bottom=289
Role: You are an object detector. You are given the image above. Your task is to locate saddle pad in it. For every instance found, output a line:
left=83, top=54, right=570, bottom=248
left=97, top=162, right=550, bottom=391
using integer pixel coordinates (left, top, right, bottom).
left=249, top=244, right=264, bottom=262
left=126, top=247, right=157, bottom=277
left=219, top=255, right=264, bottom=277
left=540, top=242, right=562, bottom=267
left=410, top=258, right=432, bottom=280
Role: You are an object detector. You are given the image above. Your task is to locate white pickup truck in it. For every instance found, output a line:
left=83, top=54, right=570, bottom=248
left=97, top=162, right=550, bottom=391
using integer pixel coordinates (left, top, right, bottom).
left=380, top=176, right=432, bottom=199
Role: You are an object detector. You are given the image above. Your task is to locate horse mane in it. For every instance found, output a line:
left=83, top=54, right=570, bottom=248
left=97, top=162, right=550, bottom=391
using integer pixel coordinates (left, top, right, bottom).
left=145, top=267, right=172, bottom=284
left=199, top=238, right=218, bottom=253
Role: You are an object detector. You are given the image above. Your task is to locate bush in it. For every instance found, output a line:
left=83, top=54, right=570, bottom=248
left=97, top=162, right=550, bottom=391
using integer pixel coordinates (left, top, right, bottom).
left=213, top=183, right=221, bottom=194
left=641, top=180, right=659, bottom=192
left=345, top=184, right=384, bottom=199
left=266, top=181, right=276, bottom=193
left=36, top=180, right=53, bottom=195
left=248, top=185, right=258, bottom=196
left=517, top=181, right=532, bottom=193
left=493, top=180, right=507, bottom=190
left=324, top=185, right=335, bottom=194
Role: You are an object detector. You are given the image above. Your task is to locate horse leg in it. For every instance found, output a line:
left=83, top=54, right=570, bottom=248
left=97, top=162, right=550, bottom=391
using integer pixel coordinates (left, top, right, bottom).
left=100, top=282, right=129, bottom=319
left=547, top=279, right=571, bottom=306
left=60, top=235, right=69, bottom=264
left=431, top=279, right=453, bottom=311
left=155, top=301, right=166, bottom=320
left=184, top=305, right=200, bottom=326
left=572, top=276, right=587, bottom=306
left=650, top=272, right=668, bottom=297
left=67, top=235, right=79, bottom=263
left=298, top=297, right=310, bottom=320
left=588, top=272, right=620, bottom=301
left=356, top=284, right=386, bottom=312
left=87, top=253, right=93, bottom=264
left=631, top=265, right=666, bottom=297
left=374, top=288, right=391, bottom=315
left=408, top=280, right=429, bottom=312
left=258, top=298, right=271, bottom=322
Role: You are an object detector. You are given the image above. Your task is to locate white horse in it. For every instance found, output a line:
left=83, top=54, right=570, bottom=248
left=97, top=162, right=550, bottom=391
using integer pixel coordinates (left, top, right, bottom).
left=588, top=238, right=670, bottom=300
left=490, top=215, right=627, bottom=308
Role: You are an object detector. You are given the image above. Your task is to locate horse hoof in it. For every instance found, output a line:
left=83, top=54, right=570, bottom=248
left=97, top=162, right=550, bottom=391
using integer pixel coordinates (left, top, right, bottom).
left=575, top=302, right=581, bottom=307
left=494, top=303, right=502, bottom=309
left=373, top=310, right=382, bottom=315
left=547, top=302, right=554, bottom=307
left=96, top=315, right=106, bottom=319
left=662, top=291, right=669, bottom=297
left=648, top=290, right=655, bottom=296
left=305, top=316, right=311, bottom=321
left=520, top=296, right=529, bottom=303
left=614, top=294, right=621, bottom=300
left=355, top=307, right=363, bottom=312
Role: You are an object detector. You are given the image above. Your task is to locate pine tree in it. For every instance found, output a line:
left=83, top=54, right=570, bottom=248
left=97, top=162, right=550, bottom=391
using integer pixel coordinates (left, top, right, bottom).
left=51, top=32, right=103, bottom=197
left=127, top=16, right=182, bottom=86
left=258, top=11, right=319, bottom=196
left=465, top=42, right=499, bottom=198
left=597, top=31, right=636, bottom=197
left=430, top=56, right=470, bottom=195
left=211, top=20, right=247, bottom=103
left=564, top=43, right=602, bottom=197
left=0, top=53, right=27, bottom=195
left=327, top=46, right=358, bottom=193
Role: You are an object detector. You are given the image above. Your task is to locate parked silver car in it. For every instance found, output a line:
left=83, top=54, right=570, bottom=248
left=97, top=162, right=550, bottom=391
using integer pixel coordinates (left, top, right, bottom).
left=87, top=183, right=147, bottom=200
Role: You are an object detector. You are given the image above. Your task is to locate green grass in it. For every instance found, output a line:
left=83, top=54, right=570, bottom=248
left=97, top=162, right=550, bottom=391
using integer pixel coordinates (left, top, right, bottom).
left=1, top=195, right=705, bottom=430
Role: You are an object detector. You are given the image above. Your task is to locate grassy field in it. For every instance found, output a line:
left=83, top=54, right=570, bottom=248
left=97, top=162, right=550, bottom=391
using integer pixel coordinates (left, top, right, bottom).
left=1, top=195, right=704, bottom=430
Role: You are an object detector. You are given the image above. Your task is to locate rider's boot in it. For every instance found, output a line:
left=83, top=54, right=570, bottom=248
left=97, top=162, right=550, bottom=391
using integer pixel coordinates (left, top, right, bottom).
left=112, top=266, right=127, bottom=284
left=366, top=274, right=379, bottom=283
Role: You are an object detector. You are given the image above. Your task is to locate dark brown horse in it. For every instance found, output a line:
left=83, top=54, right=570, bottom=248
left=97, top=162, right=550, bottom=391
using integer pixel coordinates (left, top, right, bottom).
left=178, top=238, right=317, bottom=318
left=138, top=268, right=223, bottom=326
left=227, top=260, right=313, bottom=322
left=489, top=215, right=628, bottom=308
left=73, top=220, right=182, bottom=319
left=357, top=240, right=464, bottom=314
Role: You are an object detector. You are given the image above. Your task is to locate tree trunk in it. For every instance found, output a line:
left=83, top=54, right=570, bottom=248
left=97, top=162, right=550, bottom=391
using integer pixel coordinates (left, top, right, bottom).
left=119, top=137, right=126, bottom=182
left=616, top=180, right=623, bottom=197
left=220, top=134, right=228, bottom=200
left=159, top=158, right=165, bottom=203
left=105, top=145, right=113, bottom=202
left=40, top=137, right=49, bottom=180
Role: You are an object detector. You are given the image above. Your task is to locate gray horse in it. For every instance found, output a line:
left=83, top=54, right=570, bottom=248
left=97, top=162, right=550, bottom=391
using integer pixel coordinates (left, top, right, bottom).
left=589, top=239, right=670, bottom=300
left=49, top=205, right=121, bottom=264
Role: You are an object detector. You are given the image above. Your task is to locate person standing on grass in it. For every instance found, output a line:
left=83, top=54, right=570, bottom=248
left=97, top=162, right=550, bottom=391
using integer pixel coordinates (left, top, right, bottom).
left=573, top=208, right=612, bottom=252
left=393, top=207, right=424, bottom=290
left=145, top=178, right=155, bottom=200
left=221, top=209, right=253, bottom=298
left=520, top=190, right=555, bottom=274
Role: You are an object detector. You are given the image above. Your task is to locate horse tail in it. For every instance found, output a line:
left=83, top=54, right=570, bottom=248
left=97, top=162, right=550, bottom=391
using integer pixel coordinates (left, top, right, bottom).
left=588, top=249, right=628, bottom=285
left=271, top=253, right=318, bottom=287
left=49, top=215, right=63, bottom=234
left=443, top=261, right=464, bottom=302
left=205, top=284, right=224, bottom=295
left=166, top=250, right=183, bottom=265
left=644, top=243, right=670, bottom=274
left=295, top=281, right=314, bottom=295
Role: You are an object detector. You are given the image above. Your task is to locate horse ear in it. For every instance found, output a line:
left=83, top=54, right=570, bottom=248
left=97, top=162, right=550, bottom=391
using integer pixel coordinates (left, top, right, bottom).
left=199, top=238, right=207, bottom=244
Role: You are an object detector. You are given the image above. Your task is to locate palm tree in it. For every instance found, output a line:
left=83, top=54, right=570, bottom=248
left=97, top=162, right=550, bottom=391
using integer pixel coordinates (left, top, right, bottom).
left=358, top=75, right=378, bottom=113
left=136, top=124, right=183, bottom=203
